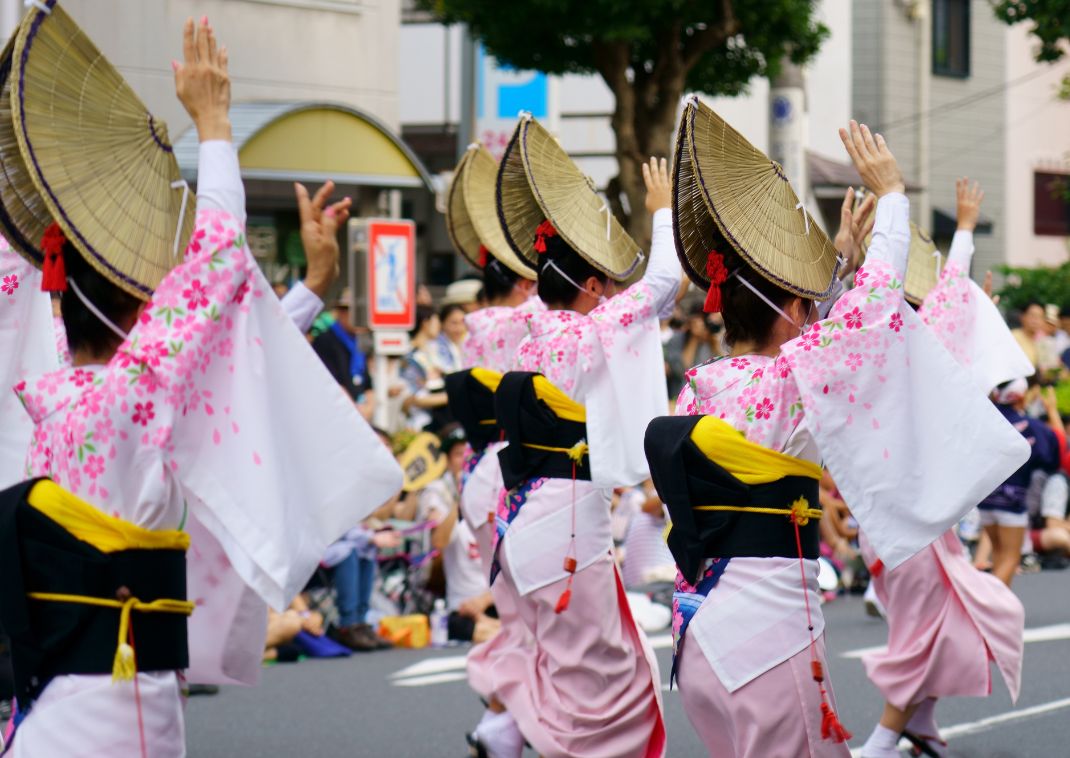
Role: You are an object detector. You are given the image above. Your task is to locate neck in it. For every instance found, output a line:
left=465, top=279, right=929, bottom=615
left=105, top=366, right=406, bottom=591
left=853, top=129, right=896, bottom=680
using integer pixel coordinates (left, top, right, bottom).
left=729, top=339, right=779, bottom=359
left=72, top=346, right=116, bottom=367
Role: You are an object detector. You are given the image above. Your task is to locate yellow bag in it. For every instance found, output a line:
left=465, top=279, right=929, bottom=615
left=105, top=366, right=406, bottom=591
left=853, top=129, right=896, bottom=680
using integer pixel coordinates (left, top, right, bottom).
left=378, top=614, right=430, bottom=648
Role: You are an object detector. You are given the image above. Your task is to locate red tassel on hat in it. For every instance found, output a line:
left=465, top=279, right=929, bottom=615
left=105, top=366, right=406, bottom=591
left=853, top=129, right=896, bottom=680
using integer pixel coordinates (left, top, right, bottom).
left=703, top=250, right=728, bottom=314
left=40, top=222, right=68, bottom=293
left=534, top=219, right=557, bottom=254
left=478, top=244, right=489, bottom=268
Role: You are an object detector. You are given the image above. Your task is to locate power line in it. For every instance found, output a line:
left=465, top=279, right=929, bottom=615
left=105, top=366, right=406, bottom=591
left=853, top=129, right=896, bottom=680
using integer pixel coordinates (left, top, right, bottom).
left=877, top=66, right=1054, bottom=132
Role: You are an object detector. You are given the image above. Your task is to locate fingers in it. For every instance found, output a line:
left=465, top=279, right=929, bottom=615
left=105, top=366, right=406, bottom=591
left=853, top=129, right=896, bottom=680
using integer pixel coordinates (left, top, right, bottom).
left=206, top=23, right=218, bottom=66
left=839, top=124, right=860, bottom=164
left=983, top=270, right=993, bottom=297
left=859, top=123, right=879, bottom=156
left=295, top=182, right=312, bottom=224
left=658, top=156, right=669, bottom=185
left=322, top=198, right=352, bottom=234
left=219, top=45, right=228, bottom=73
left=182, top=18, right=196, bottom=64
left=309, top=180, right=335, bottom=222
left=196, top=16, right=210, bottom=63
left=641, top=159, right=652, bottom=189
left=839, top=186, right=853, bottom=220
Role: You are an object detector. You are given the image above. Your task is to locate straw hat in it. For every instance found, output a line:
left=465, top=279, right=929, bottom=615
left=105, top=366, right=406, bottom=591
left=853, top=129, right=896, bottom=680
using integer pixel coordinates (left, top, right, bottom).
left=0, top=34, right=52, bottom=266
left=496, top=114, right=641, bottom=282
left=441, top=278, right=482, bottom=307
left=446, top=144, right=535, bottom=280
left=857, top=194, right=944, bottom=306
left=673, top=96, right=840, bottom=299
left=9, top=1, right=194, bottom=300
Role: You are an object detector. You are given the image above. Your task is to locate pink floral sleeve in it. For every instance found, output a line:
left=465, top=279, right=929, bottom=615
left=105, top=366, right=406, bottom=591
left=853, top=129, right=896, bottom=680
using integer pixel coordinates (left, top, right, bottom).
left=917, top=259, right=973, bottom=365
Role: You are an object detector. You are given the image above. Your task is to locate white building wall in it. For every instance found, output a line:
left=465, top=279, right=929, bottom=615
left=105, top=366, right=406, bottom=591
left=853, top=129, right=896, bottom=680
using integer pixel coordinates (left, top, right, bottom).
left=23, top=0, right=402, bottom=141
left=1003, top=25, right=1070, bottom=267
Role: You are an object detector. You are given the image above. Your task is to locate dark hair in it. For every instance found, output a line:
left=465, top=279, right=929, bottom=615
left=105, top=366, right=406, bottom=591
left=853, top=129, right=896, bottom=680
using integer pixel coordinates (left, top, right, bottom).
left=439, top=302, right=465, bottom=323
left=410, top=303, right=436, bottom=337
left=535, top=229, right=607, bottom=308
left=60, top=243, right=141, bottom=357
left=438, top=422, right=467, bottom=455
left=483, top=257, right=521, bottom=302
left=718, top=250, right=804, bottom=347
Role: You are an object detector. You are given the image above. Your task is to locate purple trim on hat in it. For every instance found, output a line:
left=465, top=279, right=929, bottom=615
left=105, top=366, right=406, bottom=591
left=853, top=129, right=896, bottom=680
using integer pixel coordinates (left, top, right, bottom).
left=17, top=0, right=153, bottom=298
left=0, top=48, right=42, bottom=262
left=686, top=104, right=837, bottom=300
left=494, top=124, right=536, bottom=266
left=671, top=115, right=706, bottom=290
left=519, top=121, right=639, bottom=282
left=148, top=114, right=173, bottom=154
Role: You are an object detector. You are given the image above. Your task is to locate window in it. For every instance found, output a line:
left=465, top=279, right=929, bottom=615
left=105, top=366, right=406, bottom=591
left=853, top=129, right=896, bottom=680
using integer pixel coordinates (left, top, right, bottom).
left=932, top=0, right=970, bottom=78
left=1034, top=171, right=1070, bottom=237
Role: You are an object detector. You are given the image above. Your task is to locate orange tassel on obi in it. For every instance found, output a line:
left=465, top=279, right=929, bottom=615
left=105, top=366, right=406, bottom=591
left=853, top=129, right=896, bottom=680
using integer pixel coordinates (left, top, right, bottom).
left=40, top=222, right=68, bottom=292
left=555, top=555, right=578, bottom=613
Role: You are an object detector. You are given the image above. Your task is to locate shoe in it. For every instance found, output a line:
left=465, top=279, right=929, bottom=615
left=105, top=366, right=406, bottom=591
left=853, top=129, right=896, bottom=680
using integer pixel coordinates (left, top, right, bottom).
left=466, top=731, right=488, bottom=758
left=1020, top=553, right=1041, bottom=574
left=902, top=730, right=948, bottom=757
left=185, top=684, right=220, bottom=696
left=328, top=623, right=380, bottom=652
left=355, top=623, right=393, bottom=650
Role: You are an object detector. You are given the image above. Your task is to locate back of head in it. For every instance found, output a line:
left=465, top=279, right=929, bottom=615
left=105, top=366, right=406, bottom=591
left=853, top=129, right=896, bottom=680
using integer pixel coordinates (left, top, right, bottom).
left=535, top=228, right=606, bottom=309
left=60, top=243, right=141, bottom=357
left=717, top=249, right=801, bottom=348
left=482, top=257, right=521, bottom=303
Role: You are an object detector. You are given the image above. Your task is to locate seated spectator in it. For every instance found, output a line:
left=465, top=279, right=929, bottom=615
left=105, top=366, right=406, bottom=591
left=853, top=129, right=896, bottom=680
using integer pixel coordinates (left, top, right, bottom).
left=264, top=595, right=326, bottom=662
left=1026, top=471, right=1070, bottom=567
left=620, top=481, right=676, bottom=589
left=311, top=287, right=375, bottom=421
left=401, top=305, right=450, bottom=431
left=421, top=425, right=500, bottom=643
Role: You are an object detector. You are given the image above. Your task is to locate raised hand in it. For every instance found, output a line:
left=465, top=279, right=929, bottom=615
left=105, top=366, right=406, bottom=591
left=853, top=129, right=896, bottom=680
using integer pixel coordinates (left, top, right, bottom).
left=956, top=177, right=984, bottom=232
left=174, top=17, right=231, bottom=142
left=833, top=187, right=876, bottom=273
left=838, top=121, right=905, bottom=198
left=982, top=271, right=1000, bottom=306
left=296, top=180, right=352, bottom=299
left=643, top=156, right=671, bottom=214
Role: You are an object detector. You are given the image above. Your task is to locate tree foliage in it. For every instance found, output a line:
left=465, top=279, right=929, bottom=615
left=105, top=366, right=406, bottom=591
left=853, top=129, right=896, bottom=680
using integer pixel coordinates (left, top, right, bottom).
left=997, top=259, right=1070, bottom=313
left=992, top=0, right=1070, bottom=63
left=424, top=0, right=827, bottom=243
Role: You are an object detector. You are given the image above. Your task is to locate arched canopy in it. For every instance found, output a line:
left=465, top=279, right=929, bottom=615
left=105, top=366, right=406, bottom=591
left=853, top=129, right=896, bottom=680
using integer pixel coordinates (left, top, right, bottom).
left=174, top=101, right=433, bottom=190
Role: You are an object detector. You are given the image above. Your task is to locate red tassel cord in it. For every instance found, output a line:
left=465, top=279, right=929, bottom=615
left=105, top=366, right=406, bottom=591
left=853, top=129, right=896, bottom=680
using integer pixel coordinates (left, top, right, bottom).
left=703, top=250, right=728, bottom=313
left=40, top=222, right=68, bottom=292
left=791, top=508, right=852, bottom=743
left=868, top=558, right=884, bottom=578
left=478, top=244, right=489, bottom=268
left=555, top=460, right=579, bottom=614
left=534, top=219, right=557, bottom=254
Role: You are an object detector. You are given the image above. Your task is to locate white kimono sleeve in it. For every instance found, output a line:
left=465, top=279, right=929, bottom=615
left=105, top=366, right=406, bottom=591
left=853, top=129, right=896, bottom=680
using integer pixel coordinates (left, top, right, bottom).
left=781, top=194, right=1030, bottom=569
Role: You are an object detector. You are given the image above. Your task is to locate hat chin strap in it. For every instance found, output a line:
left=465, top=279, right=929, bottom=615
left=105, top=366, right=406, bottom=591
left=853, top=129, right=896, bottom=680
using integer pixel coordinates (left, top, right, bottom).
left=732, top=271, right=800, bottom=329
left=541, top=257, right=606, bottom=305
left=66, top=277, right=130, bottom=343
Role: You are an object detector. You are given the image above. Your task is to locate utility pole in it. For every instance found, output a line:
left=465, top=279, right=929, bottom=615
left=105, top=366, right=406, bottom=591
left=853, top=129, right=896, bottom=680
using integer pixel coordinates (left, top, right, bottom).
left=457, top=24, right=476, bottom=161
left=769, top=59, right=811, bottom=208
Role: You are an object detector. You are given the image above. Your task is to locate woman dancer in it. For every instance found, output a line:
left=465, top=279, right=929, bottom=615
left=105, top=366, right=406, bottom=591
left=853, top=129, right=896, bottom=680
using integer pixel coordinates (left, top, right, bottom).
left=0, top=14, right=400, bottom=756
left=481, top=115, right=680, bottom=758
left=647, top=100, right=1027, bottom=757
left=440, top=144, right=543, bottom=756
left=857, top=179, right=1031, bottom=758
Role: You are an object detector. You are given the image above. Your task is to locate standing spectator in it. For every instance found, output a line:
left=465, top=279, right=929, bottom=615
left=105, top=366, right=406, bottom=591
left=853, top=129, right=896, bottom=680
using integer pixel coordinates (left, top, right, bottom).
left=1012, top=301, right=1047, bottom=372
left=665, top=305, right=723, bottom=398
left=312, top=287, right=375, bottom=421
left=431, top=303, right=468, bottom=374
left=401, top=305, right=450, bottom=430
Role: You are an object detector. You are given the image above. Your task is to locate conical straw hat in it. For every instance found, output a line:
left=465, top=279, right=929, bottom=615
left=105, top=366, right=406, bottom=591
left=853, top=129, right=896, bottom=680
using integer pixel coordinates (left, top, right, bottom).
left=858, top=194, right=943, bottom=306
left=11, top=1, right=194, bottom=300
left=446, top=144, right=535, bottom=280
left=673, top=97, right=841, bottom=299
left=496, top=114, right=641, bottom=282
left=0, top=33, right=53, bottom=265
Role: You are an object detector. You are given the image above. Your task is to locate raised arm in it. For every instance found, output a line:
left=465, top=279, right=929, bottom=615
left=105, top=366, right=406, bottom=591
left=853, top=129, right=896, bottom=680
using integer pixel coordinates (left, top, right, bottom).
left=640, top=157, right=680, bottom=318
left=281, top=182, right=351, bottom=332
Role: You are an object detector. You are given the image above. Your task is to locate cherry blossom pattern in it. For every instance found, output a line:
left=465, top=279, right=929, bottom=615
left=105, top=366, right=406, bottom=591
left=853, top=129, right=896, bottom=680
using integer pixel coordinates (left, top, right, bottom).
left=1, top=273, right=17, bottom=295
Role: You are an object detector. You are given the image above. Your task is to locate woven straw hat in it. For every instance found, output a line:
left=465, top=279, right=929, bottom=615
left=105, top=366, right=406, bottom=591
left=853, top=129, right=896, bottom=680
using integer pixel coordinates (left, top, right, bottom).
left=858, top=195, right=943, bottom=306
left=0, top=33, right=52, bottom=266
left=446, top=144, right=536, bottom=280
left=673, top=96, right=840, bottom=299
left=9, top=1, right=194, bottom=300
left=496, top=114, right=642, bottom=282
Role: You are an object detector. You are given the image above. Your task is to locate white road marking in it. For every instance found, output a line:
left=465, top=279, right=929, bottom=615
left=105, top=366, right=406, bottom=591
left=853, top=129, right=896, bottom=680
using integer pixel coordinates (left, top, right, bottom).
left=389, top=654, right=468, bottom=680
left=393, top=672, right=469, bottom=687
left=848, top=696, right=1070, bottom=756
left=841, top=622, right=1070, bottom=659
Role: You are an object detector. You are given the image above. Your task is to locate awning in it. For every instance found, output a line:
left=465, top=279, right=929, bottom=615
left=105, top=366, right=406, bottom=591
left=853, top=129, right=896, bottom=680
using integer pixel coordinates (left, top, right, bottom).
left=809, top=150, right=921, bottom=195
left=174, top=101, right=433, bottom=191
left=933, top=207, right=993, bottom=236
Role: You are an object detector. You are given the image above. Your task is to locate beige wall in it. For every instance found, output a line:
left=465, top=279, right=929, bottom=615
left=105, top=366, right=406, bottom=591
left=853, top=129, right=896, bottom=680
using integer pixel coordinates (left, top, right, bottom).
left=1003, top=24, right=1070, bottom=267
left=9, top=0, right=401, bottom=143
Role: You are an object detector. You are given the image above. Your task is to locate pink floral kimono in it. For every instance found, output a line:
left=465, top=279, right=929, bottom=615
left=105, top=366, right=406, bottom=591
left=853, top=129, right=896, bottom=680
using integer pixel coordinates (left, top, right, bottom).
left=672, top=194, right=1029, bottom=757
left=4, top=141, right=402, bottom=757
left=485, top=208, right=680, bottom=758
left=859, top=229, right=1031, bottom=710
left=458, top=296, right=542, bottom=702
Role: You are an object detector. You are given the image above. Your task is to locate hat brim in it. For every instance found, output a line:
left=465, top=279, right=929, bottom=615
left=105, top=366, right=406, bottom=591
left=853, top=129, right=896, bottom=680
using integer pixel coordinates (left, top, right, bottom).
left=497, top=116, right=642, bottom=282
left=675, top=98, right=840, bottom=300
left=858, top=194, right=942, bottom=306
left=11, top=1, right=194, bottom=300
left=447, top=145, right=536, bottom=280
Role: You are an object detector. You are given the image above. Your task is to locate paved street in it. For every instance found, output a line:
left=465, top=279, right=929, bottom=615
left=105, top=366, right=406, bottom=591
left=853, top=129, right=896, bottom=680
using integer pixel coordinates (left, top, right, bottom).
left=186, top=570, right=1069, bottom=757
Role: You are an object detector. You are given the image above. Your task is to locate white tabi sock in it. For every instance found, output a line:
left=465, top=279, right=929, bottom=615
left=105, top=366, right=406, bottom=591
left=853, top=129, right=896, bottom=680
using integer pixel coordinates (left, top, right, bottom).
left=860, top=723, right=902, bottom=758
left=474, top=710, right=523, bottom=758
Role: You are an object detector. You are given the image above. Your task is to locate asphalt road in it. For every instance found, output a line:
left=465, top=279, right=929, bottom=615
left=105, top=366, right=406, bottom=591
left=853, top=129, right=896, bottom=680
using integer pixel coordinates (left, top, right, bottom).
left=186, top=570, right=1070, bottom=757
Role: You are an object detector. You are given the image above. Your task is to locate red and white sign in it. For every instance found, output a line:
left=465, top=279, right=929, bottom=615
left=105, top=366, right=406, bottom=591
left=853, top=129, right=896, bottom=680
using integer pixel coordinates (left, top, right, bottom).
left=366, top=219, right=416, bottom=331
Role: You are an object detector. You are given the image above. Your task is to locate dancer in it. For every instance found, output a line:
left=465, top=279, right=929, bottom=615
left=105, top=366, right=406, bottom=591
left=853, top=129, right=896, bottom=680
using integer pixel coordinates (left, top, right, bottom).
left=0, top=11, right=400, bottom=756
left=855, top=179, right=1031, bottom=758
left=646, top=99, right=1028, bottom=758
left=441, top=144, right=542, bottom=756
left=480, top=115, right=678, bottom=758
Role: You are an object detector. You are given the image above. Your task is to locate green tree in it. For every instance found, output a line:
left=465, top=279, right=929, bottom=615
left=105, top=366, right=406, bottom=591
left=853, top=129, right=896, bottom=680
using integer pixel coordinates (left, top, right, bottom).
left=425, top=0, right=827, bottom=245
left=992, top=1, right=1070, bottom=65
